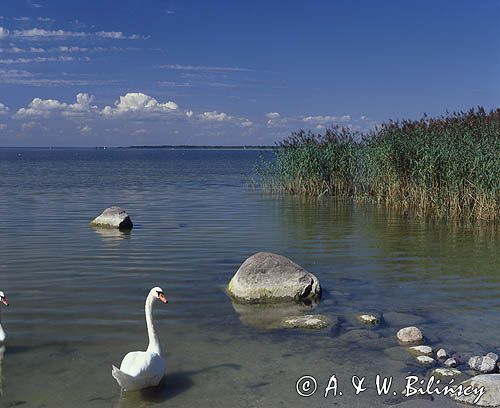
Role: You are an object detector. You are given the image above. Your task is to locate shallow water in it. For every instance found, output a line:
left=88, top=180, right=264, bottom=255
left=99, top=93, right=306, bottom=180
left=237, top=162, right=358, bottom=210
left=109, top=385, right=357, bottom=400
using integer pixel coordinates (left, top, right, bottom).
left=0, top=148, right=498, bottom=407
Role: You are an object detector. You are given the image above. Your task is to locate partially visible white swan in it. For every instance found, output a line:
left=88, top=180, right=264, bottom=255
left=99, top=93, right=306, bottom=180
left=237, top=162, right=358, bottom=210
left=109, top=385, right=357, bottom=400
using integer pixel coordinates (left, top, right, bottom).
left=112, top=287, right=168, bottom=391
left=0, top=291, right=9, bottom=396
left=0, top=344, right=4, bottom=396
left=0, top=291, right=8, bottom=343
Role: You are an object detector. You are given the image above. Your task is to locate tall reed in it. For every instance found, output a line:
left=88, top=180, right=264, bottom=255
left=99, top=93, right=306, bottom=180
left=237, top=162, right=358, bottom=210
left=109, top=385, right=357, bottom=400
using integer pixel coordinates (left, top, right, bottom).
left=260, top=108, right=500, bottom=222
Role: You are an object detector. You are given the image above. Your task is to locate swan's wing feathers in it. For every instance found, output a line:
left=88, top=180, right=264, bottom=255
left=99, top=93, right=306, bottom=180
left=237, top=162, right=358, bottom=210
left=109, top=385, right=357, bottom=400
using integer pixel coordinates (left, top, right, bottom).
left=115, top=351, right=165, bottom=390
left=120, top=351, right=157, bottom=377
left=112, top=365, right=137, bottom=391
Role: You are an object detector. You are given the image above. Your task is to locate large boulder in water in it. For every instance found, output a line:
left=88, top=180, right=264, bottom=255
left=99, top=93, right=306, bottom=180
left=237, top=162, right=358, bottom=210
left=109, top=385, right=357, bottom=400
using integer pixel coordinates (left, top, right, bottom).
left=227, top=252, right=321, bottom=303
left=450, top=374, right=500, bottom=406
left=90, top=206, right=133, bottom=230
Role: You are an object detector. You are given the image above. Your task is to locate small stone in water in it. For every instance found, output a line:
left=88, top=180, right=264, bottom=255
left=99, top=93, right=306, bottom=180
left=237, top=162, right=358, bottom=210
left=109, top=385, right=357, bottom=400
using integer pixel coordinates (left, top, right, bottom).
left=444, top=358, right=457, bottom=368
left=282, top=314, right=329, bottom=329
left=432, top=367, right=462, bottom=378
left=408, top=345, right=433, bottom=356
left=396, top=326, right=423, bottom=344
left=436, top=348, right=447, bottom=360
left=486, top=352, right=499, bottom=363
left=416, top=355, right=435, bottom=366
left=357, top=314, right=379, bottom=325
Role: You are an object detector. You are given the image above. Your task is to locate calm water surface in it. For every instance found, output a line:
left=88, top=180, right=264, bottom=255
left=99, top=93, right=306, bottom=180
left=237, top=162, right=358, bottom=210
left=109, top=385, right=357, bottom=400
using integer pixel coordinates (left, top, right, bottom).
left=0, top=148, right=498, bottom=407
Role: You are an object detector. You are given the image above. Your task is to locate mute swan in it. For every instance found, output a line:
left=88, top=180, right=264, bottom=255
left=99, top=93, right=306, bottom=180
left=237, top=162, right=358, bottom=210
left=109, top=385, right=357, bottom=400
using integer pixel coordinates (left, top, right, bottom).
left=0, top=291, right=8, bottom=343
left=112, top=287, right=168, bottom=391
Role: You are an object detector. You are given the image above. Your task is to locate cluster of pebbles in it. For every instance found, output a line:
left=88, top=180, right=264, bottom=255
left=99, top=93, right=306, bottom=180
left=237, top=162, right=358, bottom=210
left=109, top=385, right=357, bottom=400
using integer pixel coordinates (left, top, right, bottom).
left=394, top=324, right=500, bottom=377
left=223, top=251, right=500, bottom=405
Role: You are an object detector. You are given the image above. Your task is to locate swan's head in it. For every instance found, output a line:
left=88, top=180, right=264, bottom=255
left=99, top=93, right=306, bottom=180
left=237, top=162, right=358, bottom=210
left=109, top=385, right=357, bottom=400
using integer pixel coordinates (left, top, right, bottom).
left=0, top=291, right=8, bottom=306
left=150, top=287, right=168, bottom=304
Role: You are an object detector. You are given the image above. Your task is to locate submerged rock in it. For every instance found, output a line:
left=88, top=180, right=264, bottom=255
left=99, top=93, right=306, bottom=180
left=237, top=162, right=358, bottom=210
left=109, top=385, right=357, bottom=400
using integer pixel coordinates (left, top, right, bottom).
left=383, top=312, right=425, bottom=327
left=408, top=345, right=433, bottom=357
left=452, top=352, right=471, bottom=365
left=396, top=326, right=423, bottom=344
left=432, top=368, right=462, bottom=378
left=90, top=206, right=133, bottom=230
left=282, top=314, right=329, bottom=330
left=230, top=301, right=319, bottom=330
left=341, top=329, right=381, bottom=342
left=468, top=356, right=497, bottom=373
left=415, top=355, right=435, bottom=366
left=357, top=314, right=380, bottom=325
left=227, top=252, right=321, bottom=304
left=450, top=374, right=500, bottom=407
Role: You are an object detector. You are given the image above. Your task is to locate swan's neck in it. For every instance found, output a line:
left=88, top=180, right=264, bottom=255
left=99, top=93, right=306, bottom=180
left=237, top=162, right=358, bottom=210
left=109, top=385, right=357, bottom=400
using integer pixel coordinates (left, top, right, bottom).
left=145, top=295, right=162, bottom=354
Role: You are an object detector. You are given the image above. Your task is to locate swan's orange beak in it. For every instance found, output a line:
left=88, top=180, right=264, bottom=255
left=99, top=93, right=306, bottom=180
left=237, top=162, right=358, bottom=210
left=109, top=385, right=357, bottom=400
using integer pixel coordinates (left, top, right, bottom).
left=159, top=293, right=168, bottom=304
left=0, top=297, right=8, bottom=306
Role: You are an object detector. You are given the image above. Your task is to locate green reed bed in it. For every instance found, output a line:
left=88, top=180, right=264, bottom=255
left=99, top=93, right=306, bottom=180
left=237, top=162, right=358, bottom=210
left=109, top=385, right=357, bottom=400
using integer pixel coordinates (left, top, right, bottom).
left=261, top=108, right=500, bottom=222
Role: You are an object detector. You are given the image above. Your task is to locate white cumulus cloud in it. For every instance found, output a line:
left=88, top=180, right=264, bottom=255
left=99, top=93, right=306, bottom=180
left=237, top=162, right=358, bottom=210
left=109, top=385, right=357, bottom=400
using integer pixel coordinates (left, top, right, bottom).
left=101, top=92, right=178, bottom=116
left=0, top=27, right=9, bottom=39
left=0, top=102, right=9, bottom=114
left=16, top=93, right=97, bottom=117
left=265, top=112, right=280, bottom=119
left=198, top=111, right=230, bottom=121
left=265, top=112, right=282, bottom=126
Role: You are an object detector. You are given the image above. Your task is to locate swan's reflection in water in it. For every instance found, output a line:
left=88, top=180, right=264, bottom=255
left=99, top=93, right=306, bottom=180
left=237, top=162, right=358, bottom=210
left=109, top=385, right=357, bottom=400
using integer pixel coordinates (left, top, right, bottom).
left=117, top=364, right=240, bottom=407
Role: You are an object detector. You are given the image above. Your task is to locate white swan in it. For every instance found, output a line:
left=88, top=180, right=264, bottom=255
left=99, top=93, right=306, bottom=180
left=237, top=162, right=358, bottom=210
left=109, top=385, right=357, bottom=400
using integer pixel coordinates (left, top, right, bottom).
left=0, top=291, right=8, bottom=343
left=0, top=291, right=7, bottom=396
left=112, top=287, right=168, bottom=391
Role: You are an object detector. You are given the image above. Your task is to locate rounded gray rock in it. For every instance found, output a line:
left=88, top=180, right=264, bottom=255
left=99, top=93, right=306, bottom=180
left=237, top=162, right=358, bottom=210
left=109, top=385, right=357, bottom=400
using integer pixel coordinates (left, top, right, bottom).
left=443, top=358, right=457, bottom=368
left=415, top=355, right=435, bottom=366
left=90, top=206, right=133, bottom=230
left=227, top=252, right=321, bottom=303
left=436, top=348, right=447, bottom=360
left=487, top=352, right=499, bottom=363
left=468, top=355, right=497, bottom=373
left=450, top=374, right=500, bottom=407
left=396, top=326, right=424, bottom=344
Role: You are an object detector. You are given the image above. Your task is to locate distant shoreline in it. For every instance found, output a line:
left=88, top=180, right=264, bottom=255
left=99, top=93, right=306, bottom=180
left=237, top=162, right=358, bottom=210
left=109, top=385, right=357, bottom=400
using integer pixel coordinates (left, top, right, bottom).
left=121, top=145, right=274, bottom=150
left=0, top=145, right=275, bottom=150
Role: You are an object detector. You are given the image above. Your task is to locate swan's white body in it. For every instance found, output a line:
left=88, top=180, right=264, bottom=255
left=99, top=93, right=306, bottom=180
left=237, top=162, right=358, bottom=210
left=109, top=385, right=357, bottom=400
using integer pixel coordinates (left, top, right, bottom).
left=0, top=291, right=8, bottom=343
left=0, top=291, right=8, bottom=395
left=0, top=345, right=4, bottom=395
left=112, top=287, right=167, bottom=391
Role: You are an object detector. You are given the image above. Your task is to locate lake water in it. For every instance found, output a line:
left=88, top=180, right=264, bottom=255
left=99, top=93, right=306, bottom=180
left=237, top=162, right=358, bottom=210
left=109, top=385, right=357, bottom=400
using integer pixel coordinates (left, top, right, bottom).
left=0, top=148, right=498, bottom=408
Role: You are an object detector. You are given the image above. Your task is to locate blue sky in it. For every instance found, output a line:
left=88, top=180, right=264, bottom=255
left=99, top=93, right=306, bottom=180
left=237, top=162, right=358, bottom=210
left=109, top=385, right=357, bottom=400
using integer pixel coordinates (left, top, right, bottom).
left=0, top=0, right=498, bottom=146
